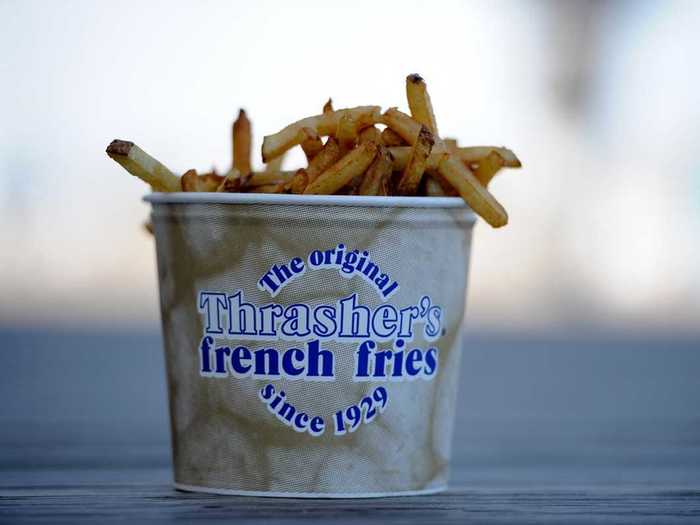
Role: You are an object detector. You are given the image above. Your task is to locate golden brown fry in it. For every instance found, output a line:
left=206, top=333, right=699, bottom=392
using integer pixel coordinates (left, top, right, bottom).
left=249, top=184, right=281, bottom=193
left=459, top=146, right=521, bottom=168
left=437, top=154, right=508, bottom=228
left=181, top=169, right=223, bottom=192
left=304, top=141, right=378, bottom=195
left=306, top=137, right=342, bottom=183
left=380, top=127, right=407, bottom=147
left=406, top=74, right=439, bottom=135
left=247, top=171, right=294, bottom=187
left=180, top=169, right=200, bottom=192
left=200, top=173, right=224, bottom=192
left=300, top=127, right=324, bottom=161
left=358, top=146, right=393, bottom=196
left=336, top=114, right=358, bottom=153
left=474, top=151, right=506, bottom=187
left=261, top=106, right=380, bottom=162
left=443, top=138, right=458, bottom=153
left=143, top=220, right=154, bottom=235
left=388, top=146, right=438, bottom=171
left=289, top=169, right=309, bottom=194
left=397, top=126, right=435, bottom=195
left=422, top=172, right=458, bottom=197
left=233, top=109, right=252, bottom=175
left=359, top=126, right=382, bottom=144
left=264, top=152, right=285, bottom=173
left=389, top=145, right=521, bottom=171
left=380, top=107, right=422, bottom=145
left=323, top=98, right=334, bottom=114
left=217, top=169, right=243, bottom=192
left=106, top=140, right=181, bottom=192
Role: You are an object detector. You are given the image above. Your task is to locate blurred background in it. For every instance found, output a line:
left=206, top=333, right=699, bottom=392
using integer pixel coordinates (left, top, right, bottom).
left=1, top=0, right=698, bottom=487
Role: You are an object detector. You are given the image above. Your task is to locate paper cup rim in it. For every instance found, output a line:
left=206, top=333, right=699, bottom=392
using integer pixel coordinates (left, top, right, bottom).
left=144, top=192, right=475, bottom=213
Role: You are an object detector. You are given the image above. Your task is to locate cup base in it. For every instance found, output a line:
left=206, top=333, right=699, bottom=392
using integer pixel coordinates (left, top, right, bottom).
left=174, top=482, right=448, bottom=499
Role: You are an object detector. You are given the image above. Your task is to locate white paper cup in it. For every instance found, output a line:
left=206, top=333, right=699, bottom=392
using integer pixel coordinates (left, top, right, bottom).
left=145, top=193, right=476, bottom=497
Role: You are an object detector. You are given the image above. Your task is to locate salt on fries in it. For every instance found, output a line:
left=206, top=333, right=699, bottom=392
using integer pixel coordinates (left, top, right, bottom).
left=107, top=74, right=521, bottom=228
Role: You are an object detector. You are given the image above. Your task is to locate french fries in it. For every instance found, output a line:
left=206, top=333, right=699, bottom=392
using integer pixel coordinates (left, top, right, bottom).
left=233, top=109, right=252, bottom=175
left=389, top=146, right=521, bottom=172
left=217, top=169, right=243, bottom=193
left=359, top=125, right=382, bottom=145
left=299, top=127, right=324, bottom=162
left=261, top=105, right=380, bottom=162
left=107, top=73, right=522, bottom=229
left=276, top=169, right=309, bottom=195
left=247, top=171, right=295, bottom=187
left=306, top=137, right=342, bottom=183
left=336, top=113, right=359, bottom=153
left=304, top=141, right=378, bottom=195
left=459, top=146, right=521, bottom=168
left=264, top=153, right=285, bottom=173
left=181, top=170, right=223, bottom=192
left=473, top=151, right=506, bottom=187
left=381, top=127, right=406, bottom=147
left=106, top=140, right=181, bottom=192
left=380, top=108, right=422, bottom=145
left=397, top=126, right=434, bottom=195
left=438, top=155, right=508, bottom=228
left=406, top=74, right=439, bottom=135
left=358, top=146, right=393, bottom=196
left=443, top=138, right=458, bottom=154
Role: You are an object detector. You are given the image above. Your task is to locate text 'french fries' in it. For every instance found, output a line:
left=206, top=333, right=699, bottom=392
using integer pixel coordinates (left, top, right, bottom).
left=107, top=74, right=522, bottom=228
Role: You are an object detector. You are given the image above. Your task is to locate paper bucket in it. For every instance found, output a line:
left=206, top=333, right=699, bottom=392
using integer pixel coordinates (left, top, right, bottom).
left=145, top=193, right=476, bottom=497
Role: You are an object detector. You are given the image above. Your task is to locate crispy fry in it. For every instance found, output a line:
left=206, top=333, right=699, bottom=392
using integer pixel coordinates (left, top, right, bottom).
left=474, top=151, right=506, bottom=187
left=304, top=141, right=378, bottom=195
left=109, top=73, right=522, bottom=230
left=262, top=105, right=380, bottom=162
left=359, top=126, right=382, bottom=144
left=380, top=127, right=406, bottom=147
left=306, top=137, right=342, bottom=183
left=217, top=169, right=243, bottom=192
left=272, top=169, right=308, bottom=195
left=336, top=113, right=359, bottom=153
left=388, top=147, right=437, bottom=171
left=406, top=74, right=439, bottom=135
left=380, top=107, right=422, bottom=145
left=389, top=145, right=521, bottom=171
left=443, top=138, right=458, bottom=153
left=180, top=169, right=200, bottom=192
left=299, top=127, right=323, bottom=161
left=459, top=146, right=521, bottom=168
left=249, top=184, right=281, bottom=193
left=422, top=171, right=458, bottom=196
left=264, top=152, right=285, bottom=173
left=106, top=140, right=181, bottom=192
left=438, top=154, right=508, bottom=228
left=233, top=109, right=252, bottom=175
left=358, top=146, right=393, bottom=196
left=247, top=171, right=295, bottom=187
left=143, top=220, right=154, bottom=235
left=181, top=170, right=223, bottom=192
left=200, top=173, right=224, bottom=192
left=397, top=126, right=434, bottom=195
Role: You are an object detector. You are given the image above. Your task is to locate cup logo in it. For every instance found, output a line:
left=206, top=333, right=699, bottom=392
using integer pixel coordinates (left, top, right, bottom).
left=196, top=244, right=444, bottom=437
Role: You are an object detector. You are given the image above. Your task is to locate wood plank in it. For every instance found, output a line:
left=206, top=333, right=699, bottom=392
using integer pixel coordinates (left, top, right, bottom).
left=1, top=483, right=699, bottom=524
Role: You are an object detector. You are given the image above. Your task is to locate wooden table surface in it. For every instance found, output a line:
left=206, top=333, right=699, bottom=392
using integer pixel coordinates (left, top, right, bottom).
left=2, top=330, right=699, bottom=523
left=2, top=464, right=699, bottom=524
